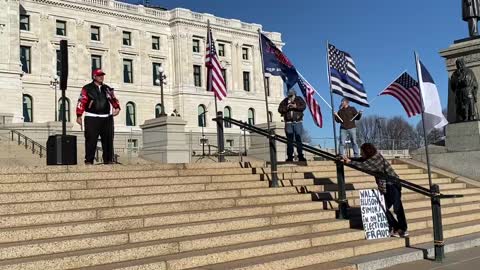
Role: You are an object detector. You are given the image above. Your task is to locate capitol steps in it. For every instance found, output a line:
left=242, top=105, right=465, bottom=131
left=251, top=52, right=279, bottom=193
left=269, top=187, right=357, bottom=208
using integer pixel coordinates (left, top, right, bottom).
left=0, top=161, right=477, bottom=269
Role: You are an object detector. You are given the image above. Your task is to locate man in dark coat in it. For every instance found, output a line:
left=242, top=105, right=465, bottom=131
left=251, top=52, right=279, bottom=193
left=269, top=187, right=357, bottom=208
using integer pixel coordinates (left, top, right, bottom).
left=278, top=89, right=307, bottom=162
left=463, top=0, right=480, bottom=37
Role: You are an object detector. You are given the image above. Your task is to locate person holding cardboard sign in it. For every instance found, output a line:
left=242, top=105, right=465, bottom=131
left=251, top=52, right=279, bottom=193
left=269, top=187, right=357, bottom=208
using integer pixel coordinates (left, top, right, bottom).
left=343, top=143, right=408, bottom=238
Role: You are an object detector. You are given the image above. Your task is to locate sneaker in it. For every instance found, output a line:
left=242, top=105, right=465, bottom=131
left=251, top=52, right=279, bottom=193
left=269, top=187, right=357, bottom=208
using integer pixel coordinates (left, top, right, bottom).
left=285, top=158, right=293, bottom=162
left=391, top=230, right=400, bottom=238
left=399, top=230, right=409, bottom=237
left=84, top=162, right=93, bottom=166
left=298, top=157, right=307, bottom=162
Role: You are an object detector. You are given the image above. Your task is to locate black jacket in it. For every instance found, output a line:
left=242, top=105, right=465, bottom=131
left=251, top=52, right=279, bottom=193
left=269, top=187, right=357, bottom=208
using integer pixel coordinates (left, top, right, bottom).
left=77, top=82, right=120, bottom=117
left=278, top=96, right=307, bottom=122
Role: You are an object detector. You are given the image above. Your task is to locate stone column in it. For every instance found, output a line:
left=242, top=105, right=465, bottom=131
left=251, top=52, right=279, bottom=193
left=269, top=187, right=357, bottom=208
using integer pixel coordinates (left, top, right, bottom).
left=140, top=116, right=190, bottom=163
left=248, top=121, right=286, bottom=161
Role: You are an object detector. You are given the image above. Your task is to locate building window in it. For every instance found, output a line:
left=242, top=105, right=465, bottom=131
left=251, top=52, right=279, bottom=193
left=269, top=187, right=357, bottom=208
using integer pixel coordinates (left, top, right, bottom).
left=23, top=94, right=33, bottom=122
left=20, top=15, right=30, bottom=31
left=58, top=97, right=70, bottom=122
left=265, top=77, right=270, bottom=96
left=20, top=46, right=31, bottom=74
left=243, top=71, right=250, bottom=92
left=268, top=111, right=273, bottom=123
left=91, top=55, right=102, bottom=72
left=155, top=104, right=162, bottom=118
left=218, top=43, right=225, bottom=57
left=127, top=139, right=138, bottom=150
left=123, top=59, right=133, bottom=83
left=126, top=102, right=136, bottom=126
left=221, top=68, right=227, bottom=89
left=152, top=36, right=160, bottom=50
left=193, top=39, right=200, bottom=53
left=198, top=104, right=206, bottom=127
left=152, top=62, right=162, bottom=85
left=91, top=26, right=100, bottom=41
left=226, top=139, right=234, bottom=148
left=56, top=20, right=66, bottom=36
left=242, top=47, right=249, bottom=60
left=248, top=108, right=255, bottom=125
left=123, top=31, right=132, bottom=46
left=224, top=106, right=232, bottom=128
left=193, top=65, right=202, bottom=87
left=56, top=50, right=62, bottom=77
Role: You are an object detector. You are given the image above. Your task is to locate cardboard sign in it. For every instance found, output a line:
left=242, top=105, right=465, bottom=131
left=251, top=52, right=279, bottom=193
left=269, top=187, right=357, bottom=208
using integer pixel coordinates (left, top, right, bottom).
left=359, top=189, right=390, bottom=240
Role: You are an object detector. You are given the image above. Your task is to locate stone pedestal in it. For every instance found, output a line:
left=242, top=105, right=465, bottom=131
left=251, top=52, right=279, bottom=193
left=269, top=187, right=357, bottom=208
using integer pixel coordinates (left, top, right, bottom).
left=140, top=116, right=190, bottom=163
left=248, top=122, right=286, bottom=162
left=446, top=121, right=480, bottom=151
left=440, top=39, right=480, bottom=123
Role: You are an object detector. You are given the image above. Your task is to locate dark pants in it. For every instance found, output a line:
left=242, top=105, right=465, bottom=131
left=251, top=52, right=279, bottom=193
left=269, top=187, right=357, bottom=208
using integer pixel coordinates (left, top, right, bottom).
left=384, top=184, right=408, bottom=232
left=285, top=122, right=304, bottom=160
left=84, top=116, right=114, bottom=164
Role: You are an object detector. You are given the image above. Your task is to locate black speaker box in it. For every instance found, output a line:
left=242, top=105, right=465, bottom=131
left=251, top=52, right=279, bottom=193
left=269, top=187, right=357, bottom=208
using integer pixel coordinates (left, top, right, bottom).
left=59, top=40, right=68, bottom=91
left=46, top=135, right=77, bottom=165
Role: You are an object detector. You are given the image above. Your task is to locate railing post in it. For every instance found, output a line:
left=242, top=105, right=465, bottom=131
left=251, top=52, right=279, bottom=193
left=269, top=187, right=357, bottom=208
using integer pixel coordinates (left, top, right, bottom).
left=17, top=134, right=20, bottom=145
left=32, top=142, right=35, bottom=154
left=216, top=111, right=225, bottom=162
left=336, top=161, right=349, bottom=219
left=25, top=137, right=28, bottom=149
left=431, top=184, right=445, bottom=262
left=269, top=129, right=279, bottom=188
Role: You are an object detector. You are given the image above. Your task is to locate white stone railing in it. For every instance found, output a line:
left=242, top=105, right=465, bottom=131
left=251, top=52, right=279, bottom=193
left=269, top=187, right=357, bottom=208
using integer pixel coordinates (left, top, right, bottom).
left=69, top=0, right=264, bottom=33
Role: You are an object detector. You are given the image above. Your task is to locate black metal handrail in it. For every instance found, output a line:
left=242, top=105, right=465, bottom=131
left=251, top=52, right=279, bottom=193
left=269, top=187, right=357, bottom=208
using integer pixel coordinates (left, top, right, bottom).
left=10, top=130, right=47, bottom=158
left=218, top=116, right=462, bottom=262
left=221, top=117, right=462, bottom=199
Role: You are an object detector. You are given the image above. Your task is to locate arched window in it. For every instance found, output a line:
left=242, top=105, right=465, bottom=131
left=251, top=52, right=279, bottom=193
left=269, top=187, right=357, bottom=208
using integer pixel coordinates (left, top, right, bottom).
left=155, top=103, right=162, bottom=118
left=268, top=111, right=273, bottom=123
left=22, top=94, right=33, bottom=122
left=198, top=104, right=206, bottom=127
left=126, top=102, right=136, bottom=126
left=224, top=106, right=231, bottom=128
left=248, top=108, right=255, bottom=125
left=58, top=97, right=70, bottom=122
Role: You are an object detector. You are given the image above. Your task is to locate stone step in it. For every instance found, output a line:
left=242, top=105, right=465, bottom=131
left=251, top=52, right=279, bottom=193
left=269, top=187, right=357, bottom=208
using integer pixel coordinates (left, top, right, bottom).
left=0, top=209, right=336, bottom=245
left=41, top=220, right=480, bottom=270
left=0, top=198, right=479, bottom=262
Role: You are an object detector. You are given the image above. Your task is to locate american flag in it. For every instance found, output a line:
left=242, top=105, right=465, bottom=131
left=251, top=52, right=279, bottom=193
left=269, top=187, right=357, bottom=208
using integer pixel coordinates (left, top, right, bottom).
left=205, top=24, right=227, bottom=101
left=380, top=72, right=422, bottom=117
left=297, top=75, right=323, bottom=128
left=328, top=44, right=369, bottom=107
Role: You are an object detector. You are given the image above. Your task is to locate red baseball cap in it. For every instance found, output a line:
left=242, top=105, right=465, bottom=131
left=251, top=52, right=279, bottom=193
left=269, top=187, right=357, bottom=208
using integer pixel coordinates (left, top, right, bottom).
left=92, top=69, right=106, bottom=76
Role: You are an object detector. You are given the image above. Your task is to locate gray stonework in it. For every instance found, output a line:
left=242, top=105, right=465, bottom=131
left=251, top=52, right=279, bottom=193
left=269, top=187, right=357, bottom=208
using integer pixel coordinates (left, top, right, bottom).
left=140, top=116, right=190, bottom=163
left=446, top=121, right=480, bottom=151
left=248, top=122, right=287, bottom=162
left=0, top=0, right=285, bottom=151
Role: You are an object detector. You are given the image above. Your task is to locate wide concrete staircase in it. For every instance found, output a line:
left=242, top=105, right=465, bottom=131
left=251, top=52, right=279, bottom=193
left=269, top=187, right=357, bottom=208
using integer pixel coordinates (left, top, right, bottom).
left=0, top=161, right=478, bottom=269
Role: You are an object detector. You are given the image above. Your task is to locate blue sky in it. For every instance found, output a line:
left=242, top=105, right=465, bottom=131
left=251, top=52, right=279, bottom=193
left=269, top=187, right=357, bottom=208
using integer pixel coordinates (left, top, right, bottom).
left=128, top=0, right=463, bottom=144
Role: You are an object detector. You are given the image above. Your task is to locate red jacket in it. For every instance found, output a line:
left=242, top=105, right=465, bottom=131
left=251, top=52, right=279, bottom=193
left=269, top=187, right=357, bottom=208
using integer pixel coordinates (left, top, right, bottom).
left=76, top=82, right=120, bottom=117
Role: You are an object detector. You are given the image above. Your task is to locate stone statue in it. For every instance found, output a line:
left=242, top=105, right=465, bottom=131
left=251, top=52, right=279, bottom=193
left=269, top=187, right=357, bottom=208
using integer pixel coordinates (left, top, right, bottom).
left=450, top=58, right=479, bottom=121
left=463, top=0, right=480, bottom=37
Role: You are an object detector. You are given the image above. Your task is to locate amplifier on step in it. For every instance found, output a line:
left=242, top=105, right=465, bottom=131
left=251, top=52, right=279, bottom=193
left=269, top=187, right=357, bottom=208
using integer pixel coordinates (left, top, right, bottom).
left=46, top=135, right=77, bottom=165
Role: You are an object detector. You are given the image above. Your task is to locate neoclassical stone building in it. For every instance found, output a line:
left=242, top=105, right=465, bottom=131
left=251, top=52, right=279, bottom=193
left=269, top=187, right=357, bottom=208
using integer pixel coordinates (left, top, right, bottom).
left=0, top=0, right=285, bottom=152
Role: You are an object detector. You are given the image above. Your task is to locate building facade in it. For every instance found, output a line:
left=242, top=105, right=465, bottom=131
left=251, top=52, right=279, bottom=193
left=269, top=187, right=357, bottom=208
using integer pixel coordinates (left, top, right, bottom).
left=0, top=0, right=285, bottom=152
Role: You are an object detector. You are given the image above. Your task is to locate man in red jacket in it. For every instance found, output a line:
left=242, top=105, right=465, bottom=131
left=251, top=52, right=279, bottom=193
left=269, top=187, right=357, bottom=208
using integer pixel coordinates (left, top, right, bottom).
left=76, top=69, right=120, bottom=164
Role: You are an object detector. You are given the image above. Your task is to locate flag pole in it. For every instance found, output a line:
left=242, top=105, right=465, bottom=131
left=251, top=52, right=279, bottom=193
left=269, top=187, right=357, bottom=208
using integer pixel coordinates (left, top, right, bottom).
left=207, top=20, right=223, bottom=162
left=206, top=20, right=218, bottom=115
left=326, top=41, right=339, bottom=154
left=258, top=29, right=279, bottom=187
left=414, top=52, right=433, bottom=190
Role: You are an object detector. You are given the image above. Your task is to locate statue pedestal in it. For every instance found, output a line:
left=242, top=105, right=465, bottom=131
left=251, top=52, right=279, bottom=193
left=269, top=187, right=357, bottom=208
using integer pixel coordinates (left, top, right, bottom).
left=248, top=122, right=286, bottom=162
left=446, top=121, right=480, bottom=151
left=440, top=39, right=480, bottom=123
left=139, top=116, right=190, bottom=164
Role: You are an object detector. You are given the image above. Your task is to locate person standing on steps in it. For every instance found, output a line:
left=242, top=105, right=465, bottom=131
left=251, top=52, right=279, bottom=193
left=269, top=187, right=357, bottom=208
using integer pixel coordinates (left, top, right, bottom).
left=335, top=98, right=362, bottom=158
left=278, top=89, right=307, bottom=162
left=76, top=69, right=121, bottom=165
left=343, top=143, right=409, bottom=238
